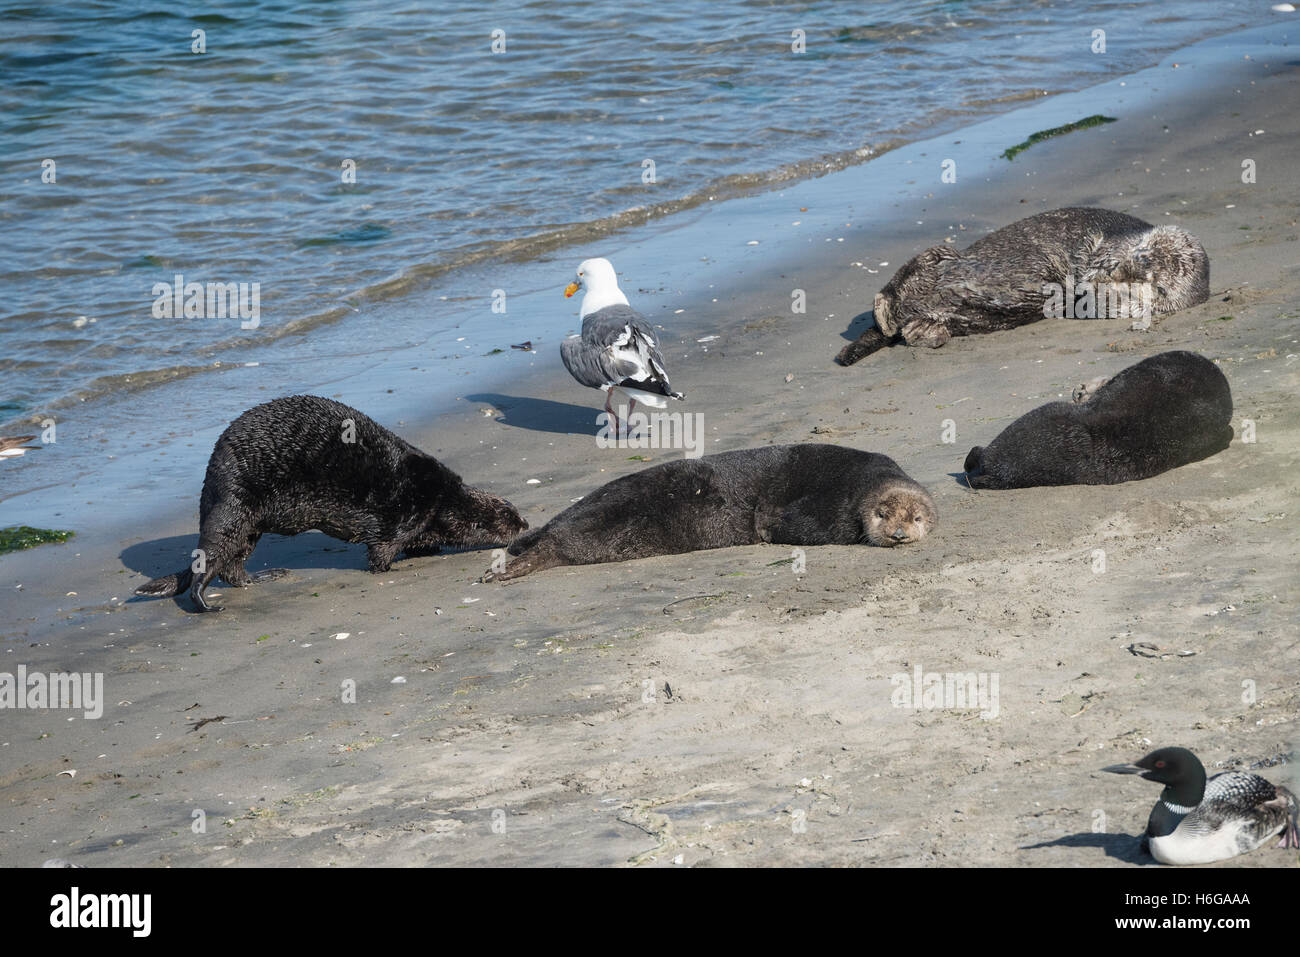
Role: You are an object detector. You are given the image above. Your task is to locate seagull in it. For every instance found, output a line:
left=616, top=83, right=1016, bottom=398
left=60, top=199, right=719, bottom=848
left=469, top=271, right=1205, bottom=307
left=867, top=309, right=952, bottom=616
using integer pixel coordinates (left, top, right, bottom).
left=1103, top=746, right=1299, bottom=864
left=0, top=436, right=39, bottom=459
left=560, top=258, right=683, bottom=436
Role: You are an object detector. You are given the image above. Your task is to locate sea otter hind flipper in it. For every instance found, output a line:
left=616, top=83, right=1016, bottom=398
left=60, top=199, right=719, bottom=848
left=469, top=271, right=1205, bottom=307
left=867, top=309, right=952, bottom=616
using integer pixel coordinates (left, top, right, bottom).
left=836, top=327, right=898, bottom=366
left=189, top=568, right=222, bottom=613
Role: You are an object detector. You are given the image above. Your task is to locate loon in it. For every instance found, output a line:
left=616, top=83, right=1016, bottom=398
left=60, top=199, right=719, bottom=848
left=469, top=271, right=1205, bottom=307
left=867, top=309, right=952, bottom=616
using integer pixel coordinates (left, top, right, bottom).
left=1104, top=746, right=1299, bottom=865
left=0, top=435, right=39, bottom=459
left=560, top=257, right=684, bottom=438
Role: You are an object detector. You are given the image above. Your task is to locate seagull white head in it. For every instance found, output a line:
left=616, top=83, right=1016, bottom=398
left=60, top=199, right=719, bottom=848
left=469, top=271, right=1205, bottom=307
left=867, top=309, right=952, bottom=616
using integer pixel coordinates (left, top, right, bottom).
left=565, top=257, right=629, bottom=318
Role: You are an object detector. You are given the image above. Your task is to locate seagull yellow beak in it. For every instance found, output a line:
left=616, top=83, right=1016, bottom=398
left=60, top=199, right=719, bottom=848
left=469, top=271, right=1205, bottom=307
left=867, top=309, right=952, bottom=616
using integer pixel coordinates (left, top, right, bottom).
left=564, top=281, right=581, bottom=298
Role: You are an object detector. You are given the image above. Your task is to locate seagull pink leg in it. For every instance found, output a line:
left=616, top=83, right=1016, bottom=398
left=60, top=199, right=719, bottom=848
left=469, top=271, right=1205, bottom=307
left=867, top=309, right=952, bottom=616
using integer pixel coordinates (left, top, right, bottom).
left=604, top=391, right=624, bottom=438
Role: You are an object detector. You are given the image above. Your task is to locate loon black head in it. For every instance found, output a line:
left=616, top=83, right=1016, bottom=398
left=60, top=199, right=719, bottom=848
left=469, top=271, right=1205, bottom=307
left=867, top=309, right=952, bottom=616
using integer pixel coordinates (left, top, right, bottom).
left=1103, top=746, right=1207, bottom=808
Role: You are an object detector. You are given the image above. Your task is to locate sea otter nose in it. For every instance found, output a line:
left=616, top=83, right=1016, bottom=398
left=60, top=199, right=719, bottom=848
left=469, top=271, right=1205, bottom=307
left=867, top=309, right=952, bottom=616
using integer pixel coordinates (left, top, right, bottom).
left=891, top=528, right=908, bottom=541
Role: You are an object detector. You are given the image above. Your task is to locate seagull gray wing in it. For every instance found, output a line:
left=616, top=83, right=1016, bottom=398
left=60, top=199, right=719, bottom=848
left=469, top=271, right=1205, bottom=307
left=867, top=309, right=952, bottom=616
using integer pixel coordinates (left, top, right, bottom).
left=561, top=305, right=683, bottom=398
left=561, top=334, right=620, bottom=389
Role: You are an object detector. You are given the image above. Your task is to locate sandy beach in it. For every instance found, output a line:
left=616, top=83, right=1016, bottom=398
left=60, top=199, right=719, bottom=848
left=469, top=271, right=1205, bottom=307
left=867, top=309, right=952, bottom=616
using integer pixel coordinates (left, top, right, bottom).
left=2, top=26, right=1297, bottom=868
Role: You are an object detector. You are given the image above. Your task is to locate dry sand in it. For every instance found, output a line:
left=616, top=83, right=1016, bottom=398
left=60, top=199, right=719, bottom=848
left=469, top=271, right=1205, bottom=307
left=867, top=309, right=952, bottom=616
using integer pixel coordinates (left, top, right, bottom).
left=2, top=34, right=1297, bottom=867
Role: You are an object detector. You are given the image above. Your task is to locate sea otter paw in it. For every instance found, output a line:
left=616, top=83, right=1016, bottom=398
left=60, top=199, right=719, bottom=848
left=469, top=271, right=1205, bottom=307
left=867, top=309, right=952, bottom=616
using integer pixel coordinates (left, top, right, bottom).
left=899, top=317, right=952, bottom=349
left=482, top=553, right=542, bottom=582
left=366, top=542, right=400, bottom=573
left=1072, top=375, right=1110, bottom=404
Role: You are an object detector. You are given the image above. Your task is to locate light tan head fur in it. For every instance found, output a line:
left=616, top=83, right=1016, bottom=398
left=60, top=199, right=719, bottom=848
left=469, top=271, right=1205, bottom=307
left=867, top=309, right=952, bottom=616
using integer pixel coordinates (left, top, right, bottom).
left=863, top=484, right=936, bottom=546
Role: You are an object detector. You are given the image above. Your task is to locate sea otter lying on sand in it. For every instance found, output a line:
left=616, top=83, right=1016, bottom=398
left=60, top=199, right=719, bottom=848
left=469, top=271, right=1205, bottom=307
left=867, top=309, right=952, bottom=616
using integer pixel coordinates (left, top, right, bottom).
left=964, top=351, right=1233, bottom=489
left=483, top=443, right=935, bottom=581
left=837, top=207, right=1210, bottom=364
left=135, top=395, right=526, bottom=612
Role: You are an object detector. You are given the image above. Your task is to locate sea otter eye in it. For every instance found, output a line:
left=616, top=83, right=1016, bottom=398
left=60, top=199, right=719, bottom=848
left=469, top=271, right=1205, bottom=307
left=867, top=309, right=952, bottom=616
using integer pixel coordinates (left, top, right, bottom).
left=875, top=509, right=885, bottom=519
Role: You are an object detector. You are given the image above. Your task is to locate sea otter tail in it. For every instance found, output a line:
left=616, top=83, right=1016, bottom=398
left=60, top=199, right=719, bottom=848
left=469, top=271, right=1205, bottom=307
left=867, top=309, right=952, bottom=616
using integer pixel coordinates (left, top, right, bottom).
left=836, top=327, right=899, bottom=366
left=135, top=568, right=194, bottom=598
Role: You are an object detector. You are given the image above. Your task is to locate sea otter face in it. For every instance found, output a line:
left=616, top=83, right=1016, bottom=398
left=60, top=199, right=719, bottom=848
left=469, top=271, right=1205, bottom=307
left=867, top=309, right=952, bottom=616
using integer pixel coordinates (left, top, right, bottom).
left=1124, top=226, right=1210, bottom=315
left=433, top=487, right=528, bottom=547
left=863, top=487, right=936, bottom=546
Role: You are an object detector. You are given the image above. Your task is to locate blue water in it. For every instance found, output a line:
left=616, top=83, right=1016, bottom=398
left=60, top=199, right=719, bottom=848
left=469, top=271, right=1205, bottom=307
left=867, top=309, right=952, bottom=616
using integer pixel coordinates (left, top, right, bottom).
left=0, top=0, right=1271, bottom=426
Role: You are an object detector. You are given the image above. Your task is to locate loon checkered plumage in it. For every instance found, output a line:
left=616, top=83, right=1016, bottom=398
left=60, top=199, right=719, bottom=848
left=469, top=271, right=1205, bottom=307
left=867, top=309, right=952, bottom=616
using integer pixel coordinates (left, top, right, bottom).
left=1104, top=746, right=1299, bottom=865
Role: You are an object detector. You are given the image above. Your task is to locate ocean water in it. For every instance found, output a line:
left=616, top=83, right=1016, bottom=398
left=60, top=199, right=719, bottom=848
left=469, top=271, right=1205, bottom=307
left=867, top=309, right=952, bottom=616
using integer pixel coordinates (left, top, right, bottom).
left=0, top=0, right=1274, bottom=513
left=0, top=0, right=1270, bottom=422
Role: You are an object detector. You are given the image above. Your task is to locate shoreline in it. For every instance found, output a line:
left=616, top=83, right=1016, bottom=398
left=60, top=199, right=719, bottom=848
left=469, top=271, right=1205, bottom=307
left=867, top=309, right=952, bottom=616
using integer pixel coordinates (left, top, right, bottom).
left=1, top=5, right=1273, bottom=444
left=1, top=22, right=1290, bottom=529
left=1, top=22, right=1297, bottom=867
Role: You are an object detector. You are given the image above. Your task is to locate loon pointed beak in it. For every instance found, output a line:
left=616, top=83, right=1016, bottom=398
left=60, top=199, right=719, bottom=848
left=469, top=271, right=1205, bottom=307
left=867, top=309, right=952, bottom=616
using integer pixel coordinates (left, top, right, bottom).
left=1102, top=763, right=1145, bottom=775
left=564, top=280, right=581, bottom=298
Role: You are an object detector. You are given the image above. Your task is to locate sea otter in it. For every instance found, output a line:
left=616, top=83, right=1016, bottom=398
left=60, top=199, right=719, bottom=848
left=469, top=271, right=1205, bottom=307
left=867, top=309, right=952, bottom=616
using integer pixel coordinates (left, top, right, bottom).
left=483, top=443, right=936, bottom=580
left=135, top=395, right=526, bottom=612
left=837, top=207, right=1210, bottom=364
left=963, top=351, right=1233, bottom=489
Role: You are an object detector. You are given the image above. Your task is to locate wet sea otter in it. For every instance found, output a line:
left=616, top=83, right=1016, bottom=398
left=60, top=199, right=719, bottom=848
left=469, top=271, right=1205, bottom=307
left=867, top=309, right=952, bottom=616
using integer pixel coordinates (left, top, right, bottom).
left=135, top=395, right=526, bottom=612
left=837, top=207, right=1210, bottom=364
left=483, top=443, right=936, bottom=581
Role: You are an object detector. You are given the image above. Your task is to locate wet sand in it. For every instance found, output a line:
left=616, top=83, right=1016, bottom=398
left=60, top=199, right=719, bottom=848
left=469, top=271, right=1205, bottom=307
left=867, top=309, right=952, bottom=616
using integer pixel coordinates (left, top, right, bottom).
left=2, top=29, right=1297, bottom=867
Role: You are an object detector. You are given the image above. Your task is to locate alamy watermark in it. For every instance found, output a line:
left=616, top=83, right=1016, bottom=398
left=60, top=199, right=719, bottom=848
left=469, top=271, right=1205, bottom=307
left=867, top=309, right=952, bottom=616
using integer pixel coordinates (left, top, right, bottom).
left=1, top=666, right=104, bottom=719
left=152, top=273, right=260, bottom=329
left=50, top=887, right=150, bottom=937
left=1042, top=278, right=1152, bottom=320
left=890, top=664, right=999, bottom=720
left=596, top=410, right=705, bottom=458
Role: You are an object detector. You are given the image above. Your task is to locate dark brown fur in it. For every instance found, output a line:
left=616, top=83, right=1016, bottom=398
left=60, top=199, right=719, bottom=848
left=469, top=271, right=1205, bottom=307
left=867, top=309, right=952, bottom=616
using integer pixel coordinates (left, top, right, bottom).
left=485, top=444, right=935, bottom=581
left=837, top=207, right=1210, bottom=364
left=135, top=395, right=526, bottom=612
left=963, top=351, right=1233, bottom=488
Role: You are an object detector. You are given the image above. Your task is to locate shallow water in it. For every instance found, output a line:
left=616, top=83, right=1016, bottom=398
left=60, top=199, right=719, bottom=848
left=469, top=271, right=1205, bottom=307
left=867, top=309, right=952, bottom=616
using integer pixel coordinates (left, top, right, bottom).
left=0, top=0, right=1269, bottom=428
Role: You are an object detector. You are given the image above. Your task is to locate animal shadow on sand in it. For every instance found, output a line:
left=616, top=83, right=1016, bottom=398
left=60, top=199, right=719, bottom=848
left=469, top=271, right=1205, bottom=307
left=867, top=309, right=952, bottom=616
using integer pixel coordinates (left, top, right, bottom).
left=839, top=308, right=877, bottom=343
left=122, top=533, right=486, bottom=610
left=1020, top=830, right=1151, bottom=864
left=465, top=393, right=598, bottom=436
